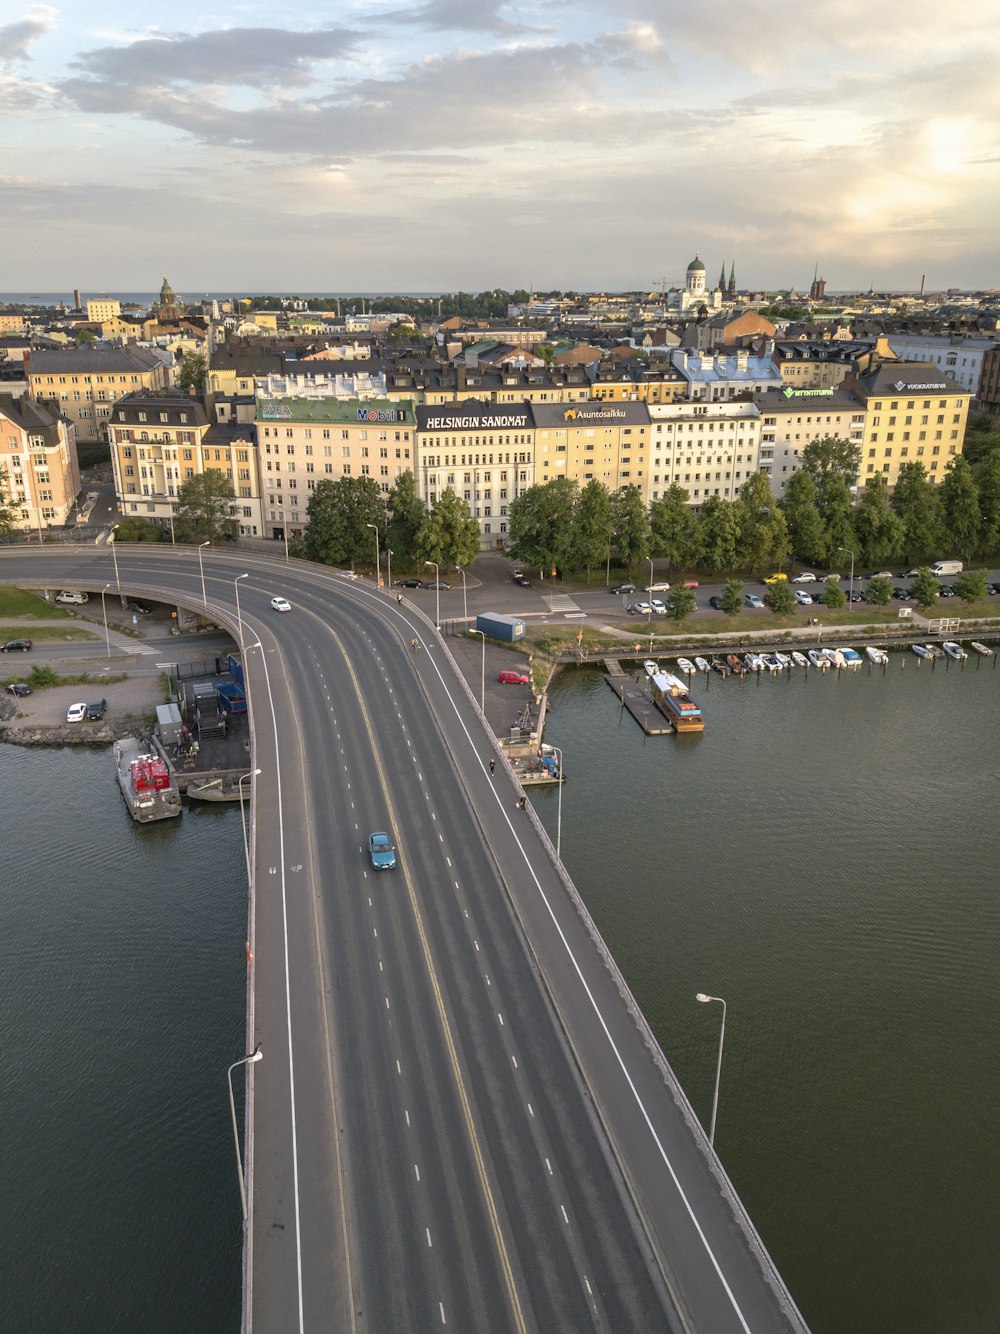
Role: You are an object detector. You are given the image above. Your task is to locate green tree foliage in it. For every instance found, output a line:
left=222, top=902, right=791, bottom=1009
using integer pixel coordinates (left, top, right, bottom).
left=780, top=471, right=828, bottom=565
left=974, top=451, right=1000, bottom=556
left=114, top=517, right=165, bottom=543
left=822, top=578, right=846, bottom=609
left=962, top=414, right=1000, bottom=465
left=800, top=435, right=861, bottom=487
left=574, top=480, right=613, bottom=582
left=74, top=329, right=96, bottom=343
left=173, top=471, right=239, bottom=544
left=698, top=496, right=740, bottom=574
left=386, top=471, right=426, bottom=570
left=415, top=487, right=481, bottom=569
left=178, top=351, right=207, bottom=396
left=736, top=471, right=789, bottom=573
left=854, top=474, right=905, bottom=566
left=610, top=485, right=650, bottom=573
left=304, top=475, right=384, bottom=566
left=908, top=567, right=940, bottom=611
left=952, top=569, right=988, bottom=604
left=891, top=463, right=945, bottom=560
left=939, top=455, right=980, bottom=562
left=508, top=479, right=578, bottom=573
left=720, top=579, right=743, bottom=618
left=815, top=472, right=857, bottom=562
left=649, top=484, right=701, bottom=569
left=865, top=576, right=894, bottom=606
left=0, top=474, right=20, bottom=537
left=766, top=580, right=796, bottom=616
left=665, top=587, right=697, bottom=623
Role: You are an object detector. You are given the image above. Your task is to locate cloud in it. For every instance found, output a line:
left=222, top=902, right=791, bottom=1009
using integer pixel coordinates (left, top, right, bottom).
left=376, top=0, right=531, bottom=35
left=67, top=25, right=362, bottom=91
left=0, top=7, right=55, bottom=63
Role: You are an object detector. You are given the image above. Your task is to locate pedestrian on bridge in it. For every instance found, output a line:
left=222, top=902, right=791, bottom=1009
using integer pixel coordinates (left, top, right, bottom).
left=489, top=758, right=496, bottom=776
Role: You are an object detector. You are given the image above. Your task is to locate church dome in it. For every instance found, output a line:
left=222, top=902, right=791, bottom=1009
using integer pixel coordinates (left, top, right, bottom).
left=687, top=255, right=706, bottom=272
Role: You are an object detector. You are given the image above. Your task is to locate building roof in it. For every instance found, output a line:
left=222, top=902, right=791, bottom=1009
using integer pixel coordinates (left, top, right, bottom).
left=855, top=363, right=970, bottom=397
left=687, top=255, right=706, bottom=272
left=257, top=396, right=414, bottom=426
left=754, top=385, right=866, bottom=415
left=109, top=390, right=210, bottom=427
left=27, top=345, right=163, bottom=375
left=0, top=393, right=63, bottom=444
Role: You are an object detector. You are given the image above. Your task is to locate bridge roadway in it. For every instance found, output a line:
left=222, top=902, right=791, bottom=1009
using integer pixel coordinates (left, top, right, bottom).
left=1, top=546, right=809, bottom=1334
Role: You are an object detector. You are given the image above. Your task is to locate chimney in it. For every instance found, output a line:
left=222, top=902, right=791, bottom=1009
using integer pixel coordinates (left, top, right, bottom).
left=73, top=289, right=81, bottom=311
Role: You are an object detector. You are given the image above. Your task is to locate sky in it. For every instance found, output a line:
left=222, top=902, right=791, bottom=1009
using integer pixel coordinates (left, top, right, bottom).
left=2, top=0, right=999, bottom=296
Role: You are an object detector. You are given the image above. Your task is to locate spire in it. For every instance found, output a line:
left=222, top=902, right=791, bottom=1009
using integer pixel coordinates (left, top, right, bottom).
left=727, top=263, right=736, bottom=297
left=718, top=263, right=727, bottom=291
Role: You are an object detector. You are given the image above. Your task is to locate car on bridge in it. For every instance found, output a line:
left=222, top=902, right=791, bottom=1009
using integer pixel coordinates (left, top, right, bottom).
left=368, top=832, right=397, bottom=871
left=270, top=596, right=292, bottom=612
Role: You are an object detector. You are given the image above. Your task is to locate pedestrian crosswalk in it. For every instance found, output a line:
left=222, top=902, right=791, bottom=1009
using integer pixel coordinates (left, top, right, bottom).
left=543, top=593, right=582, bottom=613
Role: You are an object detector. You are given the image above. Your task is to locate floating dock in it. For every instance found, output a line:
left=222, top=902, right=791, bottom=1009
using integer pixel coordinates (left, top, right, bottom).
left=603, top=660, right=673, bottom=734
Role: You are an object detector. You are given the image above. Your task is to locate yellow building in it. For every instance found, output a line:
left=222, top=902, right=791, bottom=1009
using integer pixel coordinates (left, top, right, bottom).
left=532, top=401, right=651, bottom=492
left=850, top=363, right=971, bottom=489
left=86, top=298, right=122, bottom=322
left=28, top=347, right=170, bottom=444
left=0, top=394, right=80, bottom=530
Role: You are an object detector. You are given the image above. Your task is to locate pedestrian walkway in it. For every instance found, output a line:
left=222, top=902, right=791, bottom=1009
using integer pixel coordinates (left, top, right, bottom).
left=543, top=593, right=583, bottom=614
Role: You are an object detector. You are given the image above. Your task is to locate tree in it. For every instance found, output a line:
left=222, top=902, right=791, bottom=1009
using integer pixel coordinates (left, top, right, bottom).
left=975, top=451, right=1000, bottom=557
left=610, top=485, right=650, bottom=573
left=854, top=474, right=905, bottom=567
left=698, top=496, right=740, bottom=574
left=178, top=351, right=207, bottom=396
left=800, top=435, right=861, bottom=488
left=173, top=470, right=238, bottom=544
left=891, top=462, right=945, bottom=561
left=574, top=480, right=612, bottom=582
left=649, top=484, right=701, bottom=570
left=736, top=471, right=789, bottom=573
left=815, top=472, right=857, bottom=563
left=781, top=471, right=827, bottom=566
left=386, top=471, right=426, bottom=570
left=908, top=567, right=940, bottom=612
left=865, top=576, right=893, bottom=606
left=665, top=587, right=697, bottom=623
left=939, top=455, right=981, bottom=562
left=304, top=475, right=384, bottom=566
left=113, top=516, right=165, bottom=543
left=720, top=579, right=743, bottom=619
left=415, top=487, right=481, bottom=569
left=74, top=329, right=96, bottom=344
left=509, top=479, right=578, bottom=574
left=766, top=581, right=796, bottom=616
left=823, top=578, right=846, bottom=610
left=0, top=475, right=20, bottom=538
left=962, top=413, right=1000, bottom=465
left=952, top=569, right=988, bottom=604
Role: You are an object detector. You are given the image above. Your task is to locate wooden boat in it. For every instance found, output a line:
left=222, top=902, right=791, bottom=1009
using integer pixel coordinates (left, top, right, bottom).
left=726, top=653, right=747, bottom=675
left=676, top=657, right=696, bottom=674
left=970, top=641, right=993, bottom=656
left=710, top=657, right=730, bottom=677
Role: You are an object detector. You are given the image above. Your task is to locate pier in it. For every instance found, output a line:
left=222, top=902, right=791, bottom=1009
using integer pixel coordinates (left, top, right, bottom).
left=603, top=659, right=673, bottom=734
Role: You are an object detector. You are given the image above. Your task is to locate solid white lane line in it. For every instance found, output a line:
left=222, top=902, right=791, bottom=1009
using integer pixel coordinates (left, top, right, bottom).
left=511, top=1055, right=518, bottom=1069
left=584, top=1277, right=592, bottom=1296
left=385, top=996, right=390, bottom=1009
left=485, top=974, right=491, bottom=986
left=396, top=1060, right=402, bottom=1074
left=439, top=1301, right=447, bottom=1324
left=473, top=940, right=480, bottom=952
left=497, top=1013, right=504, bottom=1026
left=545, top=1158, right=553, bottom=1175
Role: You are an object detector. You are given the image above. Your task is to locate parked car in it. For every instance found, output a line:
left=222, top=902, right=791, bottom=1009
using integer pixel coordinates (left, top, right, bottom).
left=645, top=581, right=671, bottom=593
left=707, top=596, right=725, bottom=610
left=744, top=594, right=765, bottom=608
left=498, top=669, right=530, bottom=685
left=128, top=599, right=152, bottom=614
left=989, top=582, right=1000, bottom=596
left=891, top=588, right=912, bottom=600
left=5, top=682, right=32, bottom=696
left=609, top=582, right=636, bottom=594
left=938, top=584, right=954, bottom=597
left=425, top=581, right=451, bottom=590
left=270, top=596, right=292, bottom=612
left=794, top=590, right=813, bottom=605
left=626, top=602, right=653, bottom=615
left=763, top=573, right=788, bottom=585
left=649, top=598, right=667, bottom=614
left=822, top=573, right=842, bottom=582
left=66, top=702, right=87, bottom=723
left=512, top=573, right=530, bottom=587
left=870, top=571, right=894, bottom=580
left=0, top=639, right=32, bottom=652
left=368, top=831, right=397, bottom=871
left=397, top=578, right=423, bottom=588
left=86, top=698, right=107, bottom=719
left=55, top=590, right=89, bottom=605
left=791, top=572, right=817, bottom=583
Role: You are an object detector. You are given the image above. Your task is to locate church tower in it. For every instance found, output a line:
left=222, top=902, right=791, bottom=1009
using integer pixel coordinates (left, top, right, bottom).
left=686, top=254, right=706, bottom=297
left=727, top=263, right=736, bottom=298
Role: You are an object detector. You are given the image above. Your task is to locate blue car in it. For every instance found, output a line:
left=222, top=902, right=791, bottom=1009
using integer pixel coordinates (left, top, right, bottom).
left=368, top=832, right=397, bottom=871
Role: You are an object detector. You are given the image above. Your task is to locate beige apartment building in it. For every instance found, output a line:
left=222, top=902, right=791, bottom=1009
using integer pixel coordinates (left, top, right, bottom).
left=532, top=401, right=651, bottom=493
left=85, top=298, right=122, bottom=323
left=28, top=346, right=171, bottom=444
left=755, top=387, right=866, bottom=498
left=848, top=363, right=972, bottom=490
left=257, top=397, right=415, bottom=542
left=647, top=401, right=762, bottom=504
left=0, top=394, right=80, bottom=530
left=0, top=314, right=29, bottom=335
left=109, top=390, right=261, bottom=537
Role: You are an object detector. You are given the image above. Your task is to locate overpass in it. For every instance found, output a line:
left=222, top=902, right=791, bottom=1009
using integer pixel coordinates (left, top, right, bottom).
left=1, top=545, right=810, bottom=1334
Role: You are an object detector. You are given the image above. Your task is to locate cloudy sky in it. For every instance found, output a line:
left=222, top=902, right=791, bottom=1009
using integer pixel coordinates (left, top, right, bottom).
left=2, top=0, right=998, bottom=295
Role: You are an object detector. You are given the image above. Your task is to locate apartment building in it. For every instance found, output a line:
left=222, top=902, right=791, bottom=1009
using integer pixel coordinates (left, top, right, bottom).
left=754, top=387, right=866, bottom=497
left=85, top=298, right=122, bottom=323
left=0, top=394, right=80, bottom=530
left=109, top=390, right=261, bottom=536
left=849, top=363, right=971, bottom=489
left=886, top=332, right=998, bottom=398
left=772, top=340, right=881, bottom=390
left=670, top=348, right=784, bottom=401
left=257, top=397, right=415, bottom=542
left=647, top=401, right=762, bottom=504
left=532, top=401, right=651, bottom=493
left=28, top=346, right=170, bottom=444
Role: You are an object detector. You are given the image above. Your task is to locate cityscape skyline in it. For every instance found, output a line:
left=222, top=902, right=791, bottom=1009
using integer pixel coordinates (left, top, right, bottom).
left=2, top=0, right=998, bottom=292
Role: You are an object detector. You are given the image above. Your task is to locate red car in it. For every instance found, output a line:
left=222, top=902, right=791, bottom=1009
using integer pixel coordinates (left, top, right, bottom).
left=682, top=579, right=700, bottom=589
left=498, top=669, right=530, bottom=685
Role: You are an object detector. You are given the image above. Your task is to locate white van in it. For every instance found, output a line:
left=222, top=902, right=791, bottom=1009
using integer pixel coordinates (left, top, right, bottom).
left=55, top=590, right=90, bottom=605
left=929, top=561, right=963, bottom=577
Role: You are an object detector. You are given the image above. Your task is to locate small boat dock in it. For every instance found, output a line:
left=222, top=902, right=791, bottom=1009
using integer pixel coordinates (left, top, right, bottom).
left=603, top=659, right=673, bottom=735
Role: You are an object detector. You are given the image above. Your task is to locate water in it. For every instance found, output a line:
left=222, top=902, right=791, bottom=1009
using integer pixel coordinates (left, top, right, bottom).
left=533, top=653, right=1000, bottom=1334
left=0, top=746, right=246, bottom=1333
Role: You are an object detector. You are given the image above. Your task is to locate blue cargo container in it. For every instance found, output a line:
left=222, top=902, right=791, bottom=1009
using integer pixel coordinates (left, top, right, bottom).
left=475, top=613, right=525, bottom=642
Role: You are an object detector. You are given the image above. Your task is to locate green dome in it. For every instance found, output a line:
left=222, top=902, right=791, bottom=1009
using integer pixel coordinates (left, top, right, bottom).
left=687, top=255, right=706, bottom=272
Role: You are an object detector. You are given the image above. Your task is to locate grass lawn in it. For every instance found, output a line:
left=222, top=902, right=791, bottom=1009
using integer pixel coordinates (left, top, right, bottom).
left=0, top=587, right=73, bottom=619
left=0, top=587, right=102, bottom=640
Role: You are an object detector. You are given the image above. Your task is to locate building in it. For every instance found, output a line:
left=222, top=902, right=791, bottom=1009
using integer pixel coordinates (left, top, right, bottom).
left=647, top=401, right=762, bottom=504
left=670, top=347, right=784, bottom=400
left=847, top=363, right=972, bottom=489
left=0, top=394, right=80, bottom=530
left=257, top=396, right=415, bottom=543
left=886, top=332, right=999, bottom=398
left=108, top=390, right=261, bottom=537
left=755, top=386, right=866, bottom=497
left=681, top=310, right=776, bottom=353
left=773, top=339, right=883, bottom=390
left=666, top=256, right=724, bottom=315
left=27, top=346, right=171, bottom=444
left=85, top=297, right=122, bottom=323
left=532, top=401, right=651, bottom=494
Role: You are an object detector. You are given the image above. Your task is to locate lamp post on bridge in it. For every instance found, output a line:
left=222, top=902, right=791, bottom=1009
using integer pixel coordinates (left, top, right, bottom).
left=695, top=992, right=727, bottom=1149
left=101, top=583, right=112, bottom=658
left=226, top=1047, right=263, bottom=1222
left=367, top=523, right=381, bottom=589
left=198, top=541, right=210, bottom=608
left=424, top=560, right=440, bottom=628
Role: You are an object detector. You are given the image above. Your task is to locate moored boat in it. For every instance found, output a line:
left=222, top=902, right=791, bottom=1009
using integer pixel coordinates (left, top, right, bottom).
left=186, top=777, right=246, bottom=802
left=970, top=641, right=993, bottom=656
left=807, top=649, right=829, bottom=668
left=744, top=652, right=764, bottom=671
left=643, top=659, right=659, bottom=677
left=941, top=641, right=968, bottom=660
left=912, top=643, right=931, bottom=659
left=650, top=671, right=706, bottom=732
left=114, top=738, right=182, bottom=823
left=726, top=653, right=747, bottom=675
left=694, top=656, right=711, bottom=673
left=761, top=653, right=782, bottom=672
left=924, top=642, right=945, bottom=658
left=791, top=651, right=809, bottom=669
left=773, top=652, right=791, bottom=670
left=676, top=657, right=696, bottom=674
left=823, top=648, right=846, bottom=668
left=710, top=657, right=730, bottom=677
left=865, top=646, right=889, bottom=665
left=840, top=647, right=863, bottom=668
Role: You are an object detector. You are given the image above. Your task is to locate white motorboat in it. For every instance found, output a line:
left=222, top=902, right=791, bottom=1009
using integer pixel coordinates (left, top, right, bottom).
left=760, top=653, right=782, bottom=672
left=676, top=657, right=696, bottom=675
left=865, top=646, right=889, bottom=665
left=941, top=641, right=968, bottom=660
left=912, top=643, right=931, bottom=659
left=807, top=649, right=829, bottom=668
left=924, top=643, right=945, bottom=658
left=823, top=648, right=846, bottom=668
left=744, top=653, right=764, bottom=671
left=694, top=656, right=711, bottom=673
left=970, top=641, right=993, bottom=656
left=791, top=651, right=810, bottom=668
left=773, top=652, right=792, bottom=670
left=840, top=647, right=863, bottom=669
left=643, top=659, right=659, bottom=677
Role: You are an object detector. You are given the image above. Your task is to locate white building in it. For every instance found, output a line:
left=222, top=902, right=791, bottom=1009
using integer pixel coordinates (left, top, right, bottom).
left=886, top=333, right=999, bottom=398
left=670, top=348, right=783, bottom=401
left=754, top=386, right=867, bottom=498
left=646, top=400, right=762, bottom=504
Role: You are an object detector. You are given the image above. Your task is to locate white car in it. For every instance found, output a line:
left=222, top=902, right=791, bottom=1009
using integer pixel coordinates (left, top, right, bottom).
left=871, top=571, right=893, bottom=580
left=650, top=598, right=667, bottom=614
left=270, top=596, right=292, bottom=612
left=794, top=590, right=813, bottom=605
left=66, top=701, right=87, bottom=723
left=627, top=601, right=653, bottom=615
left=791, top=572, right=816, bottom=584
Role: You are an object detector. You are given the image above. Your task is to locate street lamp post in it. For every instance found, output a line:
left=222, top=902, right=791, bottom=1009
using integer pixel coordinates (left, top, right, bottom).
left=386, top=548, right=393, bottom=591
left=101, top=583, right=112, bottom=658
left=647, top=556, right=655, bottom=652
left=470, top=628, right=486, bottom=713
left=424, top=560, right=440, bottom=628
left=695, top=992, right=727, bottom=1149
left=109, top=524, right=121, bottom=595
left=458, top=567, right=468, bottom=625
left=367, top=523, right=381, bottom=589
left=238, top=767, right=261, bottom=888
left=551, top=744, right=564, bottom=859
left=837, top=546, right=855, bottom=609
left=227, top=1046, right=263, bottom=1222
left=198, top=541, right=210, bottom=608
left=234, top=573, right=249, bottom=657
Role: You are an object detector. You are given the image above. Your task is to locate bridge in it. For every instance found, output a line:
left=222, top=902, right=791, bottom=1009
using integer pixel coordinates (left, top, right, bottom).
left=1, top=545, right=810, bottom=1333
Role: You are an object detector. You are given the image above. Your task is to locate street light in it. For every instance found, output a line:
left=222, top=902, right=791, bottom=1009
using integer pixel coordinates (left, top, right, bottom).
left=109, top=524, right=121, bottom=594
left=647, top=556, right=655, bottom=653
left=550, top=743, right=564, bottom=860
left=101, top=583, right=112, bottom=657
left=424, top=560, right=440, bottom=628
left=198, top=541, right=210, bottom=608
left=227, top=1046, right=263, bottom=1222
left=695, top=993, right=727, bottom=1149
left=234, top=573, right=249, bottom=656
left=470, top=628, right=486, bottom=713
left=386, top=547, right=393, bottom=592
left=238, top=767, right=261, bottom=888
left=457, top=567, right=468, bottom=624
left=837, top=546, right=855, bottom=609
left=367, top=523, right=381, bottom=589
